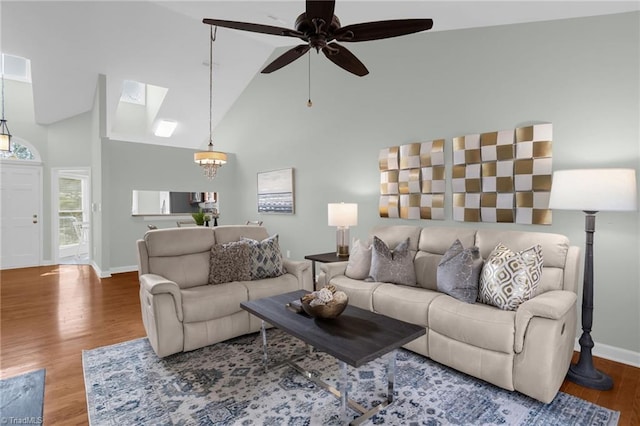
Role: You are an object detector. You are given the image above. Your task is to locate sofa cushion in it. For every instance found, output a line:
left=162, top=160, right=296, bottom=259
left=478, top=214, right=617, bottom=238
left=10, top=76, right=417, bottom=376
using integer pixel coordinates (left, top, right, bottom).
left=437, top=239, right=483, bottom=304
left=369, top=236, right=417, bottom=286
left=148, top=252, right=211, bottom=290
left=429, top=295, right=516, bottom=353
left=329, top=276, right=383, bottom=311
left=209, top=241, right=251, bottom=285
left=345, top=239, right=372, bottom=280
left=372, top=283, right=443, bottom=327
left=215, top=225, right=270, bottom=244
left=242, top=234, right=286, bottom=280
left=414, top=227, right=477, bottom=290
left=479, top=243, right=543, bottom=310
left=370, top=225, right=422, bottom=258
left=181, top=282, right=248, bottom=323
left=241, top=274, right=300, bottom=301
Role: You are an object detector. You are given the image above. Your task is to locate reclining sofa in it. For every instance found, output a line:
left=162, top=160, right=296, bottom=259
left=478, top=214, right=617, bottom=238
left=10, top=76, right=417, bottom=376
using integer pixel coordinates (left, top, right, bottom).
left=320, top=225, right=580, bottom=403
left=136, top=225, right=313, bottom=358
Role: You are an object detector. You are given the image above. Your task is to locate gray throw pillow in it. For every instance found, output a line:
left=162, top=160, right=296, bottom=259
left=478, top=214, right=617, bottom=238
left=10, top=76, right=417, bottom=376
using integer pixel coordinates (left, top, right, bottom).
left=369, top=236, right=416, bottom=286
left=241, top=234, right=286, bottom=280
left=345, top=239, right=372, bottom=280
left=437, top=239, right=483, bottom=303
left=209, top=241, right=251, bottom=285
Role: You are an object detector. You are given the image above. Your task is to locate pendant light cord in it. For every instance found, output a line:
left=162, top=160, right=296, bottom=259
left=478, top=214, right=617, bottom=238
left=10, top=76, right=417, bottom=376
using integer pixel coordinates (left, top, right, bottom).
left=209, top=26, right=217, bottom=148
left=1, top=72, right=5, bottom=120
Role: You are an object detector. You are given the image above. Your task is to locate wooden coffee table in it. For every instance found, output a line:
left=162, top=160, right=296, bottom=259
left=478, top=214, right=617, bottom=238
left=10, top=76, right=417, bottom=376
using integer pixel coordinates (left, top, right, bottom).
left=240, top=290, right=425, bottom=425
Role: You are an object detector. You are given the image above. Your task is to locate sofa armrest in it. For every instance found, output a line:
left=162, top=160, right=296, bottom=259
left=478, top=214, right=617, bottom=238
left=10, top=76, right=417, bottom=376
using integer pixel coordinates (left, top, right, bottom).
left=514, top=290, right=577, bottom=353
left=283, top=259, right=313, bottom=291
left=140, top=274, right=184, bottom=321
left=320, top=261, right=349, bottom=283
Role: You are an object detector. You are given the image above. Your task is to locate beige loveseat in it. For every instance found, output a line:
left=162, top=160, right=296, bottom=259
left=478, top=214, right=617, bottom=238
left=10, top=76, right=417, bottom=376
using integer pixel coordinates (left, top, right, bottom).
left=321, top=225, right=580, bottom=403
left=137, top=225, right=313, bottom=358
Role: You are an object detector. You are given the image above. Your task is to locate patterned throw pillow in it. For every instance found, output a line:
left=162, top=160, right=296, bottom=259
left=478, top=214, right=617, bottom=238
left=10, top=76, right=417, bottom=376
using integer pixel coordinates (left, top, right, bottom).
left=368, top=236, right=416, bottom=286
left=209, top=241, right=251, bottom=285
left=241, top=234, right=286, bottom=280
left=479, top=243, right=543, bottom=311
left=345, top=239, right=372, bottom=280
left=437, top=239, right=483, bottom=304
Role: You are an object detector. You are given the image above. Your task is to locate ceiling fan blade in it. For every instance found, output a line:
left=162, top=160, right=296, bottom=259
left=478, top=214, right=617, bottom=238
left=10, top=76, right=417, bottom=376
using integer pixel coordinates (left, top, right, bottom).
left=203, top=18, right=304, bottom=39
left=334, top=19, right=433, bottom=42
left=262, top=45, right=311, bottom=74
left=306, top=0, right=335, bottom=26
left=321, top=43, right=368, bottom=77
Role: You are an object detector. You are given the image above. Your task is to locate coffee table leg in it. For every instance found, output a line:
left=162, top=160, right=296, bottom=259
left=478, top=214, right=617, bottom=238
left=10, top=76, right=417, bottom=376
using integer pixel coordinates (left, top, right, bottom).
left=387, top=350, right=396, bottom=404
left=339, top=360, right=348, bottom=421
left=261, top=320, right=268, bottom=372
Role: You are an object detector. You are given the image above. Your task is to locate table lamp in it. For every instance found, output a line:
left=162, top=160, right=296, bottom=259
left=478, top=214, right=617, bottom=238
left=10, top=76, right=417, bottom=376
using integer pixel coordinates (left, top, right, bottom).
left=328, top=203, right=358, bottom=257
left=548, top=168, right=637, bottom=390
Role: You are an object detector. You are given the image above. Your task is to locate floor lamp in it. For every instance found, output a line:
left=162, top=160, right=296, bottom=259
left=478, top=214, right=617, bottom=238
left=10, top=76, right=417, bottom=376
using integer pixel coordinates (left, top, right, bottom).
left=549, top=168, right=637, bottom=390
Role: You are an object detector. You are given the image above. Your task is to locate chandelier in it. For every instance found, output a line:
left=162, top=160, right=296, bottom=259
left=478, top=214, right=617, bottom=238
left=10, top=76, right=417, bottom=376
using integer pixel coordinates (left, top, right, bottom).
left=0, top=72, right=11, bottom=152
left=194, top=26, right=227, bottom=179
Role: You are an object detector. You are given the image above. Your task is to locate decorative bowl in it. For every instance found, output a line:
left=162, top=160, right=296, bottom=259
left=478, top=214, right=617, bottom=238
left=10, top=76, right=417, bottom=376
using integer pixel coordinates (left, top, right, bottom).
left=301, top=299, right=348, bottom=319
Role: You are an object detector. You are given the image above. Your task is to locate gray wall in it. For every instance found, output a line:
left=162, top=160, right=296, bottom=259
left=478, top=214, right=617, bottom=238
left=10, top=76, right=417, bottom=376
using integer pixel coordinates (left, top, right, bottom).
left=211, top=12, right=639, bottom=354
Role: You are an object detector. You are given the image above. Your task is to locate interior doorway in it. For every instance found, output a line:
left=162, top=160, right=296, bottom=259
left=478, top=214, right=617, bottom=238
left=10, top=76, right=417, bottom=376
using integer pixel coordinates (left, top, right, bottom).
left=52, top=168, right=91, bottom=265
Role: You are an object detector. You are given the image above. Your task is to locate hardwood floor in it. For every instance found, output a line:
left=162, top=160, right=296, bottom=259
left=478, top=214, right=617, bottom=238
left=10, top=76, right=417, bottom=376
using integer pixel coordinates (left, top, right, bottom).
left=1, top=265, right=638, bottom=425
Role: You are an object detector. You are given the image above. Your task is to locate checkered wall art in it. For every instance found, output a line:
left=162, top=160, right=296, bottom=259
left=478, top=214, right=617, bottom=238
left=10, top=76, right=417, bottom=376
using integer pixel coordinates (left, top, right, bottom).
left=452, top=123, right=553, bottom=224
left=514, top=123, right=553, bottom=224
left=379, top=140, right=445, bottom=220
left=378, top=123, right=551, bottom=225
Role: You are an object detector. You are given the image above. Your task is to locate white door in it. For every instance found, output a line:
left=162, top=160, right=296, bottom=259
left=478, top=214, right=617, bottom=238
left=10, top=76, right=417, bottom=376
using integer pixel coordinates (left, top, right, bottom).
left=0, top=164, right=42, bottom=269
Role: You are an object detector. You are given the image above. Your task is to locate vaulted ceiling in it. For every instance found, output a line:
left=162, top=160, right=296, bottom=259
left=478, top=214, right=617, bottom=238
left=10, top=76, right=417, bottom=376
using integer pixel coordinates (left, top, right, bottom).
left=2, top=1, right=638, bottom=149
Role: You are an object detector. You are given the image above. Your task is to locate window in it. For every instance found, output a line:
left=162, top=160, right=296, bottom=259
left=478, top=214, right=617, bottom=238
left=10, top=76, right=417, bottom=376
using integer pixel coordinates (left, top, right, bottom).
left=0, top=141, right=36, bottom=160
left=58, top=177, right=85, bottom=246
left=120, top=80, right=146, bottom=105
left=1, top=53, right=32, bottom=83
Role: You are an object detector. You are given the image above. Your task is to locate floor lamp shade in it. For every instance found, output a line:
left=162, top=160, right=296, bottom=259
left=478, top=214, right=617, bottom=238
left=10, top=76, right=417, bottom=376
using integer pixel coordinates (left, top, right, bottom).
left=328, top=203, right=358, bottom=257
left=549, top=168, right=637, bottom=390
left=549, top=169, right=637, bottom=212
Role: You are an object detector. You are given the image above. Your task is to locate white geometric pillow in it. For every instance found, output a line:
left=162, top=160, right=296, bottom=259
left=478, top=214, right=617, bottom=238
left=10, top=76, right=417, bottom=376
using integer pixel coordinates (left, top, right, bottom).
left=479, top=243, right=543, bottom=310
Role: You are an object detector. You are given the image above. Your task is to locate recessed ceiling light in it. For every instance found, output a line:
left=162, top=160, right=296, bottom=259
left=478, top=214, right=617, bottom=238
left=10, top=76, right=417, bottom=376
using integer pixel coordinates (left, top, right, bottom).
left=154, top=120, right=177, bottom=138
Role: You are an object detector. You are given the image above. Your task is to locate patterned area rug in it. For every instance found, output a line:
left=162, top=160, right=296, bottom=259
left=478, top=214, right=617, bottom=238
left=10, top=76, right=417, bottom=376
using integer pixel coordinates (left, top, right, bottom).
left=83, top=331, right=619, bottom=425
left=0, top=368, right=45, bottom=424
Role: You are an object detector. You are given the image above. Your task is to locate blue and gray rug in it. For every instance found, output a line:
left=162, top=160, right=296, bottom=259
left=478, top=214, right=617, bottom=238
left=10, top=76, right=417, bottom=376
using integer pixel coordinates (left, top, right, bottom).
left=82, top=331, right=619, bottom=425
left=0, top=368, right=45, bottom=425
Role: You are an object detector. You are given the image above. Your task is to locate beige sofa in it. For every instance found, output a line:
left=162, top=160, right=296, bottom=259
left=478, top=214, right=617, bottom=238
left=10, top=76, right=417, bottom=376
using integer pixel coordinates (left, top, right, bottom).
left=136, top=225, right=313, bottom=358
left=321, top=225, right=580, bottom=403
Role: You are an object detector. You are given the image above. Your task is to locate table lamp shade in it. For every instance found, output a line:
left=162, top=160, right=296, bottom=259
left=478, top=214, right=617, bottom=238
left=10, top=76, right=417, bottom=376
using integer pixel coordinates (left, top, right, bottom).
left=549, top=169, right=637, bottom=212
left=328, top=203, right=358, bottom=227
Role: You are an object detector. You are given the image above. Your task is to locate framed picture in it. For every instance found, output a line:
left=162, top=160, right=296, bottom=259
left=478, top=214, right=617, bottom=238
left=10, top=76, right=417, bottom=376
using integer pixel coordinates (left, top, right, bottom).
left=257, top=168, right=294, bottom=214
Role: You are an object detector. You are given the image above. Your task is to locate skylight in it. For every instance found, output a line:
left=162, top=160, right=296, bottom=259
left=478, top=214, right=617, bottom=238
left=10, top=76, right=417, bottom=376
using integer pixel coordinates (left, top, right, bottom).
left=154, top=120, right=177, bottom=138
left=120, top=80, right=146, bottom=105
left=1, top=53, right=32, bottom=83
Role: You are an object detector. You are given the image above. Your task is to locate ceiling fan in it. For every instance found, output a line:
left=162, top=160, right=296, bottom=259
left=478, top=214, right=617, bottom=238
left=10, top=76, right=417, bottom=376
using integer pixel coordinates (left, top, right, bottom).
left=203, top=0, right=433, bottom=77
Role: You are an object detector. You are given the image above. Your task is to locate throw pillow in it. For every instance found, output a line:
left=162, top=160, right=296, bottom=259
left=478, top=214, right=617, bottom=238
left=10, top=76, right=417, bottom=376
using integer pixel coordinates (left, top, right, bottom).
left=345, top=239, right=372, bottom=280
left=209, top=241, right=251, bottom=285
left=241, top=234, right=286, bottom=280
left=437, top=239, right=483, bottom=304
left=368, top=236, right=416, bottom=286
left=479, top=243, right=544, bottom=311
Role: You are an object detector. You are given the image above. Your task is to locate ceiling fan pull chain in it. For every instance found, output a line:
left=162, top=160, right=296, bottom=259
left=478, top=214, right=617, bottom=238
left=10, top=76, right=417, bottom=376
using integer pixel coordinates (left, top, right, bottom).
left=307, top=51, right=312, bottom=108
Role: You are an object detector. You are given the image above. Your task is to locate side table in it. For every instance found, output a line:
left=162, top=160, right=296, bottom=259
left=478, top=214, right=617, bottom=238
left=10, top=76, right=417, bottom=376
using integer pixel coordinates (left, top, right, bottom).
left=304, top=252, right=349, bottom=290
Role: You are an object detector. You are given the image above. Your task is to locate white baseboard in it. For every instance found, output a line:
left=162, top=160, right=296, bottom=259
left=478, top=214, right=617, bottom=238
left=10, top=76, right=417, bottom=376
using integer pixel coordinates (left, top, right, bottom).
left=109, top=265, right=138, bottom=274
left=575, top=339, right=640, bottom=368
left=91, top=261, right=111, bottom=278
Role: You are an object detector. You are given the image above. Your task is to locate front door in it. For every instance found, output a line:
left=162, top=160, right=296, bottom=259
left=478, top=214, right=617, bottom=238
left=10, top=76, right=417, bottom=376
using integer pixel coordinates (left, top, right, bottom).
left=0, top=163, right=42, bottom=269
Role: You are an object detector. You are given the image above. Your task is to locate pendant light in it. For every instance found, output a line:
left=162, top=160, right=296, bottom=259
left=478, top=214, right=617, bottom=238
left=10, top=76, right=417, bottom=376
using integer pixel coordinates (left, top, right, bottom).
left=194, top=26, right=227, bottom=179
